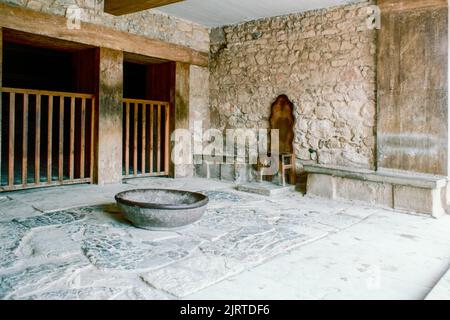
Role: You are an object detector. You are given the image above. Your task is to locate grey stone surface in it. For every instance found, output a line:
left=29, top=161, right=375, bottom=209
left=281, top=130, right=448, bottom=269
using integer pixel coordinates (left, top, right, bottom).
left=304, top=164, right=448, bottom=189
left=0, top=256, right=90, bottom=299
left=237, top=182, right=296, bottom=196
left=187, top=209, right=450, bottom=300
left=0, top=222, right=29, bottom=269
left=141, top=255, right=244, bottom=298
left=307, top=173, right=335, bottom=199
left=426, top=266, right=450, bottom=300
left=201, top=190, right=242, bottom=203
left=210, top=1, right=377, bottom=170
left=306, top=166, right=448, bottom=216
left=0, top=177, right=449, bottom=300
left=220, top=164, right=236, bottom=181
left=394, top=186, right=445, bottom=218
left=18, top=287, right=123, bottom=300
left=198, top=163, right=221, bottom=180
left=14, top=211, right=86, bottom=229
left=82, top=233, right=201, bottom=271
left=335, top=177, right=393, bottom=207
left=0, top=197, right=42, bottom=222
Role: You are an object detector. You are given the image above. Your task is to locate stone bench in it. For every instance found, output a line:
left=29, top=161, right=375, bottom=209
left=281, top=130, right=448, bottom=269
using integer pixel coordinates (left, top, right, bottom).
left=193, top=154, right=256, bottom=183
left=304, top=165, right=449, bottom=218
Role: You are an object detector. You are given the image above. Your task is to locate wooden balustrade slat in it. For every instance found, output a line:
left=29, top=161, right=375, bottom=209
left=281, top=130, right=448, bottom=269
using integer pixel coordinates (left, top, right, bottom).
left=80, top=98, right=86, bottom=179
left=22, top=94, right=28, bottom=186
left=157, top=104, right=161, bottom=173
left=59, top=96, right=64, bottom=182
left=90, top=98, right=95, bottom=181
left=149, top=104, right=154, bottom=173
left=8, top=93, right=15, bottom=187
left=125, top=102, right=130, bottom=176
left=69, top=97, right=75, bottom=180
left=47, top=96, right=53, bottom=183
left=134, top=103, right=138, bottom=175
left=35, top=95, right=41, bottom=185
left=165, top=104, right=170, bottom=174
left=142, top=104, right=146, bottom=174
left=2, top=88, right=95, bottom=191
left=120, top=99, right=170, bottom=179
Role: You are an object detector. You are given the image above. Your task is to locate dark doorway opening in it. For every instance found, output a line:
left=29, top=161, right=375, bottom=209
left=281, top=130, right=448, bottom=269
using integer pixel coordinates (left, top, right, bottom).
left=1, top=30, right=98, bottom=191
left=122, top=54, right=173, bottom=178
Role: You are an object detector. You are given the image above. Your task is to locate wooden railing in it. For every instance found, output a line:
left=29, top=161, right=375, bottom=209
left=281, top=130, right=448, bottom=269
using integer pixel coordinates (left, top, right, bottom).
left=123, top=99, right=170, bottom=178
left=0, top=88, right=96, bottom=191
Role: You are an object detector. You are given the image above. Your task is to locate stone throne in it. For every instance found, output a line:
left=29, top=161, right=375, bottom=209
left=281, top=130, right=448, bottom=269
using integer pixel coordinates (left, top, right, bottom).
left=259, top=95, right=296, bottom=186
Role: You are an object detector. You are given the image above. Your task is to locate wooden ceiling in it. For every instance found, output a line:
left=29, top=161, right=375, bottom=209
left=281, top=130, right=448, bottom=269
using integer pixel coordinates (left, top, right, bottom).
left=104, top=0, right=185, bottom=16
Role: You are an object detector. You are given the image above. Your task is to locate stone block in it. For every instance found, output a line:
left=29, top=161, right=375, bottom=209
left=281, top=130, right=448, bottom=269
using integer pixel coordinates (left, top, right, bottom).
left=237, top=182, right=296, bottom=196
left=335, top=177, right=393, bottom=207
left=394, top=186, right=446, bottom=218
left=194, top=162, right=220, bottom=180
left=194, top=164, right=207, bottom=179
left=305, top=165, right=449, bottom=217
left=220, top=164, right=235, bottom=181
left=235, top=164, right=250, bottom=184
left=306, top=174, right=336, bottom=199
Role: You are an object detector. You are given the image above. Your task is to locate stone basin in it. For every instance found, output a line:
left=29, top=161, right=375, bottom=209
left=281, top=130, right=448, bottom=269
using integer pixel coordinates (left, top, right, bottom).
left=115, top=189, right=209, bottom=230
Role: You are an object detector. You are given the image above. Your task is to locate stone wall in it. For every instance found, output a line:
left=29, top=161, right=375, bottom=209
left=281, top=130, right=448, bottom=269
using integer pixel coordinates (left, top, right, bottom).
left=209, top=1, right=377, bottom=170
left=1, top=0, right=209, bottom=52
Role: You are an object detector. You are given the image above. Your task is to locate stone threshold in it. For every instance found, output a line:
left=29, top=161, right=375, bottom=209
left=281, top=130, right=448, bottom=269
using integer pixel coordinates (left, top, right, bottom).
left=236, top=181, right=296, bottom=196
left=304, top=165, right=449, bottom=218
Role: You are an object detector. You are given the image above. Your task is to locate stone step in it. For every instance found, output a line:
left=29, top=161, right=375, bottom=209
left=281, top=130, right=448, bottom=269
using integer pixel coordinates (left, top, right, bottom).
left=236, top=182, right=296, bottom=196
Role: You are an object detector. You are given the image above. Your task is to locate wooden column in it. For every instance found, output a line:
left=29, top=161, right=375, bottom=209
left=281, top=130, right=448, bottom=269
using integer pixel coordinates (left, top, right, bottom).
left=169, top=62, right=192, bottom=178
left=97, top=48, right=123, bottom=184
left=377, top=0, right=449, bottom=175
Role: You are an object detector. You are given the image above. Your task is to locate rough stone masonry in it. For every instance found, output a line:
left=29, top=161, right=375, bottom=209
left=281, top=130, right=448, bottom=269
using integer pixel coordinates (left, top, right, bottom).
left=209, top=1, right=377, bottom=171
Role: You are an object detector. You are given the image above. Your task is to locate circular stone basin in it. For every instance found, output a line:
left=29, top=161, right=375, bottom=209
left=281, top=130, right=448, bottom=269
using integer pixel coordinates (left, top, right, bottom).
left=115, top=189, right=209, bottom=230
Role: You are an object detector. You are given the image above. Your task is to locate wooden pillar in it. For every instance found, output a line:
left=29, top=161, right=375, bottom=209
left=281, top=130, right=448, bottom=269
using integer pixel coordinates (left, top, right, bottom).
left=96, top=47, right=123, bottom=184
left=169, top=62, right=192, bottom=178
left=377, top=0, right=449, bottom=175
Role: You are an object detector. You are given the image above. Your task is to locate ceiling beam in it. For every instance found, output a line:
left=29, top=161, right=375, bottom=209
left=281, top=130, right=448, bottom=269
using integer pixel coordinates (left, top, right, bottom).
left=0, top=3, right=208, bottom=67
left=104, top=0, right=185, bottom=16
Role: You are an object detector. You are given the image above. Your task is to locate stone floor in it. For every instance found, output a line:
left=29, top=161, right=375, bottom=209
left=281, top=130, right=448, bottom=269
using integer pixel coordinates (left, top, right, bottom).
left=0, top=177, right=449, bottom=300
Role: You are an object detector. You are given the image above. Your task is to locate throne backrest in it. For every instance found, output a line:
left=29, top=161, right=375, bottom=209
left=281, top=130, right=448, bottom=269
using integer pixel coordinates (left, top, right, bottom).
left=269, top=95, right=295, bottom=155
